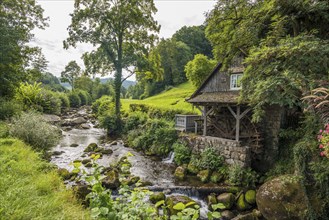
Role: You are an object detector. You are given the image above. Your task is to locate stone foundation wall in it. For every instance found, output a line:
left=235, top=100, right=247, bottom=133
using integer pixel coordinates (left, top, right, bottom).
left=180, top=135, right=251, bottom=167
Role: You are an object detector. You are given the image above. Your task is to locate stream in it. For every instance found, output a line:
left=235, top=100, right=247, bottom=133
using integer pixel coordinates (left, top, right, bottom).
left=50, top=108, right=212, bottom=218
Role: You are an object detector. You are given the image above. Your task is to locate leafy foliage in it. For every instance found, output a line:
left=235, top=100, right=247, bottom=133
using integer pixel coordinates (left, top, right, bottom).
left=61, top=60, right=81, bottom=90
left=173, top=141, right=192, bottom=166
left=228, top=164, right=259, bottom=188
left=0, top=98, right=22, bottom=120
left=68, top=92, right=81, bottom=108
left=198, top=147, right=224, bottom=171
left=185, top=54, right=217, bottom=88
left=9, top=111, right=60, bottom=152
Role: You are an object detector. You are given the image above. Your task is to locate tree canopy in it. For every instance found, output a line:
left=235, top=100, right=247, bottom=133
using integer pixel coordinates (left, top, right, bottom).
left=61, top=61, right=82, bottom=90
left=0, top=0, right=47, bottom=97
left=64, top=0, right=160, bottom=118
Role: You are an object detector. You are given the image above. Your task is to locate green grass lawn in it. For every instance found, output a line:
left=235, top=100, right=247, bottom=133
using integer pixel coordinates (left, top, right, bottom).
left=122, top=82, right=200, bottom=114
left=0, top=138, right=90, bottom=220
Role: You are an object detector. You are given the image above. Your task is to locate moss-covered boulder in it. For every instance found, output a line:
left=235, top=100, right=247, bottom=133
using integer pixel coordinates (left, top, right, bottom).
left=70, top=143, right=79, bottom=147
left=57, top=168, right=72, bottom=180
left=81, top=159, right=91, bottom=165
left=84, top=143, right=98, bottom=152
left=174, top=166, right=186, bottom=181
left=245, top=190, right=256, bottom=205
left=102, top=169, right=120, bottom=189
left=237, top=193, right=252, bottom=211
left=197, top=169, right=211, bottom=183
left=166, top=195, right=197, bottom=215
left=256, top=175, right=308, bottom=220
left=100, top=148, right=113, bottom=155
left=150, top=192, right=166, bottom=204
left=187, top=162, right=199, bottom=175
left=216, top=193, right=235, bottom=210
left=210, top=171, right=223, bottom=183
left=207, top=193, right=217, bottom=210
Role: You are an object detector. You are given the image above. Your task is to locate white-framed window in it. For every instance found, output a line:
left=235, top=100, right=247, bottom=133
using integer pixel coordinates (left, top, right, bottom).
left=230, top=73, right=243, bottom=90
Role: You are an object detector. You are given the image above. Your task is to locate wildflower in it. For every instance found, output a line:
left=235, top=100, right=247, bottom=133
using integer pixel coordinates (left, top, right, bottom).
left=319, top=144, right=324, bottom=149
left=320, top=151, right=326, bottom=157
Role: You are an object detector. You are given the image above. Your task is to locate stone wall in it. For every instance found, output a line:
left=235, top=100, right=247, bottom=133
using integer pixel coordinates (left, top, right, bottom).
left=180, top=135, right=251, bottom=167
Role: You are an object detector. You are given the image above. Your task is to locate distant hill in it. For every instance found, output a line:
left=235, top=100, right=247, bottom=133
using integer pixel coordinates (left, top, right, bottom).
left=121, top=81, right=199, bottom=114
left=60, top=77, right=136, bottom=90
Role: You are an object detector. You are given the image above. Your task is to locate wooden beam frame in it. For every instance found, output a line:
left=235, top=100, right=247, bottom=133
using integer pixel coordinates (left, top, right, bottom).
left=227, top=106, right=251, bottom=141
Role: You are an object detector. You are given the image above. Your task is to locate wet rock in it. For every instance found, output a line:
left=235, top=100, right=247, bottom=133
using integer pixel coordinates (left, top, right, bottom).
left=237, top=193, right=251, bottom=211
left=245, top=190, right=256, bottom=205
left=150, top=192, right=166, bottom=204
left=256, top=175, right=308, bottom=220
left=100, top=148, right=113, bottom=155
left=119, top=162, right=131, bottom=174
left=70, top=143, right=79, bottom=147
left=174, top=166, right=186, bottom=181
left=102, top=169, right=120, bottom=189
left=217, top=193, right=235, bottom=210
left=187, top=162, right=199, bottom=175
left=207, top=193, right=217, bottom=210
left=52, top=151, right=64, bottom=156
left=72, top=117, right=87, bottom=125
left=221, top=210, right=236, bottom=220
left=84, top=162, right=93, bottom=168
left=139, top=180, right=153, bottom=187
left=231, top=209, right=261, bottom=220
left=166, top=195, right=197, bottom=215
left=197, top=169, right=211, bottom=183
left=81, top=123, right=91, bottom=129
left=81, top=159, right=91, bottom=165
left=43, top=114, right=61, bottom=124
left=62, top=127, right=72, bottom=132
left=84, top=143, right=98, bottom=152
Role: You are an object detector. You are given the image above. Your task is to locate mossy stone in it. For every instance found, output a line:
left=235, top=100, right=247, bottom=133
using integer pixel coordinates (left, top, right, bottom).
left=237, top=193, right=251, bottom=211
left=150, top=192, right=166, bottom=204
left=57, top=168, right=71, bottom=180
left=70, top=143, right=79, bottom=147
left=174, top=166, right=186, bottom=181
left=210, top=171, right=223, bottom=183
left=245, top=190, right=256, bottom=205
left=216, top=193, right=235, bottom=210
left=197, top=169, right=211, bottom=183
left=81, top=159, right=91, bottom=165
left=102, top=169, right=120, bottom=189
left=100, top=148, right=113, bottom=155
left=207, top=193, right=217, bottom=210
left=166, top=195, right=197, bottom=215
left=187, top=162, right=199, bottom=175
left=84, top=143, right=98, bottom=152
left=84, top=162, right=93, bottom=168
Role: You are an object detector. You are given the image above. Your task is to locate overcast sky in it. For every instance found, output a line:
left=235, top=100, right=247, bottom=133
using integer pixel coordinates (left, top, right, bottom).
left=31, top=0, right=216, bottom=80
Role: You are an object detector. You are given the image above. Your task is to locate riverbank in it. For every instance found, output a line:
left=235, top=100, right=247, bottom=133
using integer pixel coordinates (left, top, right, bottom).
left=0, top=138, right=90, bottom=219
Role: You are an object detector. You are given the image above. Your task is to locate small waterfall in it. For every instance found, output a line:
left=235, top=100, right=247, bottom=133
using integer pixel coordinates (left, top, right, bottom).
left=163, top=151, right=175, bottom=164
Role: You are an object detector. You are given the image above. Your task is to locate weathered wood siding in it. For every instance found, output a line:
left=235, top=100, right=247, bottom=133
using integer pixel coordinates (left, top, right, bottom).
left=201, top=70, right=230, bottom=93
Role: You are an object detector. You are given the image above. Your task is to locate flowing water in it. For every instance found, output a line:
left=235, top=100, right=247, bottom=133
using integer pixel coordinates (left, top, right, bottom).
left=50, top=108, right=212, bottom=218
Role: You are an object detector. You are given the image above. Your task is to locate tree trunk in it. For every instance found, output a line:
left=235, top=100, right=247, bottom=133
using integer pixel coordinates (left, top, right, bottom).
left=114, top=68, right=122, bottom=117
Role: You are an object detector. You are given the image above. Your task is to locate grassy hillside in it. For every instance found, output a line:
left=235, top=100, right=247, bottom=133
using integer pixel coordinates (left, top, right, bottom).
left=0, top=138, right=90, bottom=220
left=122, top=82, right=200, bottom=114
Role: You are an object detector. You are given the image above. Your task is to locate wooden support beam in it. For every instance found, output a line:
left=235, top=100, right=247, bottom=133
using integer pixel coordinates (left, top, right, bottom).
left=236, top=106, right=240, bottom=141
left=203, top=106, right=207, bottom=136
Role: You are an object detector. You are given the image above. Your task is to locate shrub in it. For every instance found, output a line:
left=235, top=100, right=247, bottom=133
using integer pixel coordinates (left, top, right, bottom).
left=92, top=96, right=113, bottom=116
left=76, top=89, right=91, bottom=106
left=9, top=111, right=61, bottom=152
left=38, top=89, right=61, bottom=115
left=15, top=82, right=43, bottom=111
left=173, top=141, right=192, bottom=165
left=228, top=164, right=259, bottom=188
left=0, top=122, right=9, bottom=138
left=99, top=112, right=122, bottom=135
left=123, top=111, right=148, bottom=132
left=56, top=93, right=70, bottom=110
left=198, top=147, right=224, bottom=171
left=68, top=92, right=81, bottom=108
left=0, top=98, right=22, bottom=120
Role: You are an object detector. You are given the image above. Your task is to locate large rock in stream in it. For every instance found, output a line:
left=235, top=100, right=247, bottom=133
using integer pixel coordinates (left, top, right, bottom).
left=166, top=195, right=198, bottom=215
left=256, top=175, right=308, bottom=220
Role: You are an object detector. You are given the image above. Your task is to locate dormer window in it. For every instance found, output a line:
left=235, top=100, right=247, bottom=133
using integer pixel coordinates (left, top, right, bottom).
left=230, top=73, right=243, bottom=90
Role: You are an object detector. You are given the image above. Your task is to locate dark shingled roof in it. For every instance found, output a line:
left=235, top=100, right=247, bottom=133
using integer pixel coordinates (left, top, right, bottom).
left=187, top=91, right=240, bottom=104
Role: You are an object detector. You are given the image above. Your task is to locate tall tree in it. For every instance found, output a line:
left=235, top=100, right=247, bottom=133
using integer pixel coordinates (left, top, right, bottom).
left=61, top=61, right=81, bottom=90
left=185, top=54, right=217, bottom=88
left=64, top=0, right=160, bottom=121
left=173, top=25, right=213, bottom=58
left=0, top=0, right=47, bottom=97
